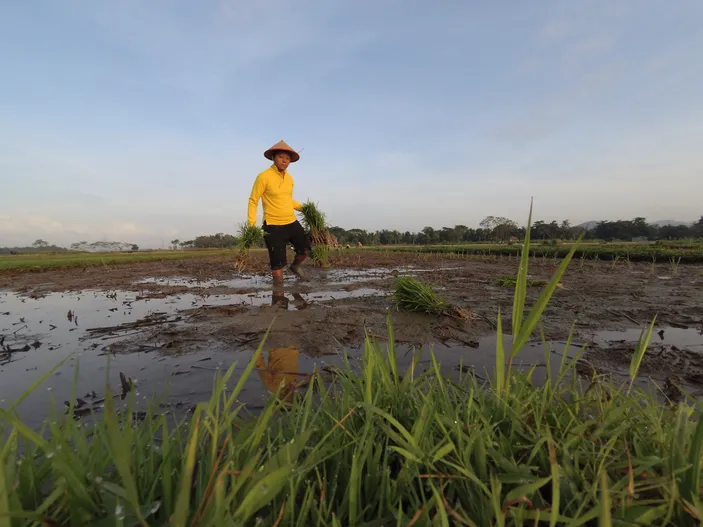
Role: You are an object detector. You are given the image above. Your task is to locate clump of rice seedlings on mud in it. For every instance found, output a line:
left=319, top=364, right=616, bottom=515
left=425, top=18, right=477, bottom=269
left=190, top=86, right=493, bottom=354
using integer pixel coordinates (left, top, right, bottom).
left=299, top=201, right=337, bottom=267
left=393, top=275, right=471, bottom=319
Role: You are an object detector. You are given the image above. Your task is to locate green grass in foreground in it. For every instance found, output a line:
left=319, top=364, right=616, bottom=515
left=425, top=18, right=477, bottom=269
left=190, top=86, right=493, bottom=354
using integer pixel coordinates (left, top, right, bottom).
left=0, top=249, right=262, bottom=271
left=2, top=201, right=703, bottom=525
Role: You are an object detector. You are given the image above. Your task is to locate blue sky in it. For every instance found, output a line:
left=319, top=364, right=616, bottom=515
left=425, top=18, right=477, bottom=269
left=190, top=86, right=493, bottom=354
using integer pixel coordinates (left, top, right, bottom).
left=1, top=0, right=701, bottom=248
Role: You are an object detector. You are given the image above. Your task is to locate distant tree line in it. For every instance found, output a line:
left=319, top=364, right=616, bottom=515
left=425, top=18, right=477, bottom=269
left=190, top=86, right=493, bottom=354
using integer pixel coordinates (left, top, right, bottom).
left=175, top=234, right=242, bottom=250
left=327, top=216, right=703, bottom=246
left=2, top=217, right=701, bottom=254
left=0, top=239, right=71, bottom=255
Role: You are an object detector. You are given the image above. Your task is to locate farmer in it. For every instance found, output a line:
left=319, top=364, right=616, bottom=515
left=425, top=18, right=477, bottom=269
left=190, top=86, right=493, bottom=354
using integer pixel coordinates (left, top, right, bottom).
left=248, top=140, right=311, bottom=282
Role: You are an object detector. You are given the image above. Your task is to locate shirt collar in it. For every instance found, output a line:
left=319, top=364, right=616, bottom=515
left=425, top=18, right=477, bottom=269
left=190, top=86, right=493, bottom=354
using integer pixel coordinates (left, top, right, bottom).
left=270, top=164, right=287, bottom=178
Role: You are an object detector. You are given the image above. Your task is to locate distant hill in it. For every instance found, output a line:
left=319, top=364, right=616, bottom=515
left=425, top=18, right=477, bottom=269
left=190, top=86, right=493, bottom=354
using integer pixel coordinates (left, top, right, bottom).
left=576, top=219, right=692, bottom=231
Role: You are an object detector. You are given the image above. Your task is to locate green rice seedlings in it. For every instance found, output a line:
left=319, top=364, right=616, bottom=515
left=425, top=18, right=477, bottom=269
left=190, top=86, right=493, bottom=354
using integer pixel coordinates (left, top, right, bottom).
left=233, top=222, right=265, bottom=271
left=237, top=222, right=265, bottom=254
left=393, top=276, right=470, bottom=319
left=310, top=245, right=331, bottom=268
left=299, top=201, right=338, bottom=266
left=299, top=201, right=337, bottom=247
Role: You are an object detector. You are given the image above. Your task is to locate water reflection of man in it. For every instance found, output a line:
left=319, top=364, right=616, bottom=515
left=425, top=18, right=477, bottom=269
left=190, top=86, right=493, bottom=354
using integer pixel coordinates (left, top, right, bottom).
left=255, top=346, right=301, bottom=402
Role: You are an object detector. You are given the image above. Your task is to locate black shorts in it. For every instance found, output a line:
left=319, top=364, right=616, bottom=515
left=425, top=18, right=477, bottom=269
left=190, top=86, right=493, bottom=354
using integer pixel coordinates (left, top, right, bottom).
left=262, top=220, right=311, bottom=270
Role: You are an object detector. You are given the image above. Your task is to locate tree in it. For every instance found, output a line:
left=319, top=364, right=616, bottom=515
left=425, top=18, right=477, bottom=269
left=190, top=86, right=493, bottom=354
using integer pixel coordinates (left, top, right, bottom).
left=32, top=239, right=49, bottom=248
left=453, top=225, right=468, bottom=243
left=131, top=244, right=139, bottom=252
left=437, top=227, right=454, bottom=243
left=480, top=216, right=519, bottom=241
left=659, top=225, right=690, bottom=240
left=690, top=216, right=703, bottom=237
left=421, top=227, right=438, bottom=244
left=170, top=239, right=181, bottom=250
left=631, top=217, right=653, bottom=238
left=182, top=233, right=237, bottom=249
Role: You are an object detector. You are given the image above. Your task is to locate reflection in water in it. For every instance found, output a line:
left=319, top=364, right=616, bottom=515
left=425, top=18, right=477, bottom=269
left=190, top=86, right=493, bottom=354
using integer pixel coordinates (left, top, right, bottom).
left=271, top=290, right=289, bottom=309
left=255, top=345, right=302, bottom=402
left=271, top=283, right=309, bottom=310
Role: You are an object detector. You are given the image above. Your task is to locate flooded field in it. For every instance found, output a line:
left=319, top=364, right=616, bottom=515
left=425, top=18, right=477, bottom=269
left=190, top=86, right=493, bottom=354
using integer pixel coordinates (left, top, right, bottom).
left=2, top=250, right=703, bottom=428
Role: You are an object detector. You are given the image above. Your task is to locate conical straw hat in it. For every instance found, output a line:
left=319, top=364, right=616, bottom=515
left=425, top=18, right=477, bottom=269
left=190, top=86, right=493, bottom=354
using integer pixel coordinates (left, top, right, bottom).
left=264, top=140, right=300, bottom=162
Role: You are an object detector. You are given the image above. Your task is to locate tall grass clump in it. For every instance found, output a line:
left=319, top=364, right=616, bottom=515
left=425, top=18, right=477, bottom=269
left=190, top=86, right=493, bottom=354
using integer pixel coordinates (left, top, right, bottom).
left=2, top=200, right=703, bottom=525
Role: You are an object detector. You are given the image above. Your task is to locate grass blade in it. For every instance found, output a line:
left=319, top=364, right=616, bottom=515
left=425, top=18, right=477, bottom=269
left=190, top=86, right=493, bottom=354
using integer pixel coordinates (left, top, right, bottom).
left=628, top=316, right=656, bottom=392
left=512, top=198, right=534, bottom=337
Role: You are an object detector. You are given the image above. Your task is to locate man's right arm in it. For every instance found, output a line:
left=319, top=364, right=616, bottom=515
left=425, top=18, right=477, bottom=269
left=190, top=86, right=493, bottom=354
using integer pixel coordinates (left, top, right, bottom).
left=247, top=174, right=266, bottom=226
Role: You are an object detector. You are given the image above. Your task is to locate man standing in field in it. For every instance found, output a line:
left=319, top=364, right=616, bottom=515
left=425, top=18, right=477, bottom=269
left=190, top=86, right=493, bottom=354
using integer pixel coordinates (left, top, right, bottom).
left=248, top=140, right=310, bottom=283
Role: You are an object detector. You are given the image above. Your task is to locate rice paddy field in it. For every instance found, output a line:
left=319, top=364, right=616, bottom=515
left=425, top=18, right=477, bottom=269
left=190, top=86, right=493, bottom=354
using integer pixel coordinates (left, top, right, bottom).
left=2, top=225, right=703, bottom=524
left=374, top=240, right=703, bottom=264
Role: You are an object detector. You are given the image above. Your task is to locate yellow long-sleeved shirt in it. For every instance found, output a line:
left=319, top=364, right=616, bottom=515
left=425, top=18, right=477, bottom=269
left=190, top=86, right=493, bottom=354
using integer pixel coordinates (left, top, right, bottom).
left=247, top=165, right=303, bottom=226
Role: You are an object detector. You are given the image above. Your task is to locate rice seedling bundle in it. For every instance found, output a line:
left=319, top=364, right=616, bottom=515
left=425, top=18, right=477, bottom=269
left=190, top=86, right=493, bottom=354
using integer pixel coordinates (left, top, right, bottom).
left=310, top=245, right=331, bottom=268
left=393, top=275, right=470, bottom=319
left=299, top=201, right=337, bottom=247
left=236, top=222, right=265, bottom=254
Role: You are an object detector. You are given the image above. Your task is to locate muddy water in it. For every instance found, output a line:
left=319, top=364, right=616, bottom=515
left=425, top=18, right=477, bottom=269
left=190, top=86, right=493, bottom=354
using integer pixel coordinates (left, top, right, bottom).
left=0, top=279, right=579, bottom=430
left=132, top=267, right=408, bottom=290
left=2, top=265, right=703, bottom=430
left=0, top=287, right=378, bottom=428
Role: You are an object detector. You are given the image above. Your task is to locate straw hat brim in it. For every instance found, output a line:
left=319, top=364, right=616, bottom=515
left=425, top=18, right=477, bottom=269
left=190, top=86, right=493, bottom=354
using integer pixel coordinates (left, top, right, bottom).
left=264, top=140, right=300, bottom=163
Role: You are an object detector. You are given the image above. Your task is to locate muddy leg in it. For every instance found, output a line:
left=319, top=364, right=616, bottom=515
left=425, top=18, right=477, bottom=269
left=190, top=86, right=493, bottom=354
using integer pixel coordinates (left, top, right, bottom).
left=289, top=254, right=308, bottom=281
left=272, top=268, right=284, bottom=285
left=289, top=220, right=311, bottom=281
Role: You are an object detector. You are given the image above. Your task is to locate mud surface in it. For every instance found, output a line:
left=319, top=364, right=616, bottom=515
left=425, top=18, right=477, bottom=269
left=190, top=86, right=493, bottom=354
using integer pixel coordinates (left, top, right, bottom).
left=2, top=251, right=703, bottom=428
